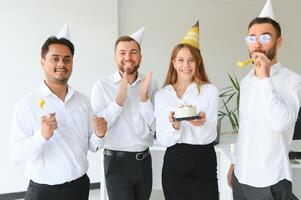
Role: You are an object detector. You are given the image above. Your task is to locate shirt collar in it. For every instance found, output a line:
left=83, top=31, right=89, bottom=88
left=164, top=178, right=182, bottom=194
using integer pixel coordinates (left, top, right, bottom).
left=165, top=82, right=198, bottom=94
left=39, top=81, right=75, bottom=102
left=136, top=73, right=143, bottom=83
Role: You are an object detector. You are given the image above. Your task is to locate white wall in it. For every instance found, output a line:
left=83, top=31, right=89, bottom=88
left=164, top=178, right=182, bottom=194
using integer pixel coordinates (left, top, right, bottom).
left=0, top=0, right=117, bottom=194
left=1, top=0, right=301, bottom=195
left=118, top=0, right=301, bottom=131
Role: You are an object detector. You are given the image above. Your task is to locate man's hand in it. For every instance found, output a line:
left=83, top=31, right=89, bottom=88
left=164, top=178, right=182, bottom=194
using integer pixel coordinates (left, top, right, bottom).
left=169, top=112, right=181, bottom=130
left=116, top=72, right=128, bottom=106
left=41, top=113, right=57, bottom=140
left=227, top=164, right=235, bottom=189
left=93, top=116, right=107, bottom=138
left=252, top=52, right=272, bottom=79
left=139, top=71, right=153, bottom=102
left=189, top=111, right=206, bottom=126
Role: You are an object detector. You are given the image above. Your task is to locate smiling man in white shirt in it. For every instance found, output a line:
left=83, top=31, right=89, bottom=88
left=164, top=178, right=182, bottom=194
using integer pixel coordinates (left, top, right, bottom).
left=227, top=1, right=301, bottom=200
left=10, top=25, right=105, bottom=200
left=90, top=27, right=158, bottom=200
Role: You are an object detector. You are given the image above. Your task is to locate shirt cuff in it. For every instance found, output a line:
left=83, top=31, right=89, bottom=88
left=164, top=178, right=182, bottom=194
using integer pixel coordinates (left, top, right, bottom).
left=170, top=123, right=183, bottom=135
left=139, top=99, right=152, bottom=110
left=33, top=128, right=48, bottom=147
left=112, top=100, right=123, bottom=112
left=90, top=133, right=105, bottom=148
left=258, top=77, right=273, bottom=88
left=230, top=155, right=237, bottom=164
left=230, top=143, right=237, bottom=164
left=258, top=77, right=275, bottom=96
left=102, top=100, right=123, bottom=128
left=139, top=99, right=154, bottom=124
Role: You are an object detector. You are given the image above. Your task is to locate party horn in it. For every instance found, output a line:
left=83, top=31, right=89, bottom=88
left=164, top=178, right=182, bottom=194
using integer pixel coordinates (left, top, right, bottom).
left=236, top=58, right=253, bottom=68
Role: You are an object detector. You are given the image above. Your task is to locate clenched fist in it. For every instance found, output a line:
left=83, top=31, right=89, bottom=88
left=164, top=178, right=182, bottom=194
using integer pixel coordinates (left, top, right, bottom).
left=252, top=52, right=271, bottom=79
left=93, top=116, right=107, bottom=138
left=41, top=113, right=58, bottom=140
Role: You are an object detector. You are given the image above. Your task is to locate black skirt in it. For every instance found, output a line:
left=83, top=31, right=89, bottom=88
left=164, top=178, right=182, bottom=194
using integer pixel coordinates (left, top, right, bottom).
left=162, top=143, right=218, bottom=200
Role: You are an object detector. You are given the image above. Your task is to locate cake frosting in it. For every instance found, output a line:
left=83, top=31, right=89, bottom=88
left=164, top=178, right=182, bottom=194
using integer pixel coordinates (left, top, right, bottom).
left=174, top=105, right=197, bottom=119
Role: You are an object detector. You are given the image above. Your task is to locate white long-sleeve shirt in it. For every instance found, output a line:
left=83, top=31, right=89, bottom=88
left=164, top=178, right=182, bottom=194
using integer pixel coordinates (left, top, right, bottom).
left=10, top=82, right=103, bottom=185
left=234, top=62, right=301, bottom=187
left=90, top=71, right=158, bottom=152
left=155, top=83, right=219, bottom=147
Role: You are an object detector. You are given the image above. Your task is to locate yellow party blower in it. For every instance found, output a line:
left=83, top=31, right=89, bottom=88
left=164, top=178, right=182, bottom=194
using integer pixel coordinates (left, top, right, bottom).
left=236, top=58, right=253, bottom=68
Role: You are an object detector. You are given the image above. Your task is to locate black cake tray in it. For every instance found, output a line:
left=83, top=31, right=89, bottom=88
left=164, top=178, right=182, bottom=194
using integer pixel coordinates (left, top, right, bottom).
left=174, top=115, right=201, bottom=122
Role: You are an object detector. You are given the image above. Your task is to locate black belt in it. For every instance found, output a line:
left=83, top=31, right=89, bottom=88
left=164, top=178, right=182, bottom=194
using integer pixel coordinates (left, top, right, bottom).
left=104, top=148, right=150, bottom=160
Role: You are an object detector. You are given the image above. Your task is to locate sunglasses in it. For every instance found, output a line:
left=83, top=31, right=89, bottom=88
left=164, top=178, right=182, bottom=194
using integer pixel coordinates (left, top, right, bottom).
left=245, top=34, right=272, bottom=45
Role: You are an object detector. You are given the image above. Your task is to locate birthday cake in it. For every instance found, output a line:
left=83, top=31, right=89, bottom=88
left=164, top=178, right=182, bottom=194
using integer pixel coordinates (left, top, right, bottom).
left=174, top=105, right=197, bottom=119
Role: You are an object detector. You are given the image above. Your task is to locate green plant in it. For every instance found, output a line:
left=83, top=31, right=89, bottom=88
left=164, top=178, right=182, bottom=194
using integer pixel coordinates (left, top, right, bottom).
left=218, top=73, right=240, bottom=133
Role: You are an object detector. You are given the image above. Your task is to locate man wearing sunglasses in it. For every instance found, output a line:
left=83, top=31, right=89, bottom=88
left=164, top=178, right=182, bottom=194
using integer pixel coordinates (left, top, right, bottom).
left=227, top=1, right=301, bottom=199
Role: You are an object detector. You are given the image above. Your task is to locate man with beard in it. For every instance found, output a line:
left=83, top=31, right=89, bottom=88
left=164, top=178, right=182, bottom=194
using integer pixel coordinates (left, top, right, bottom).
left=90, top=27, right=158, bottom=200
left=10, top=25, right=105, bottom=200
left=227, top=1, right=301, bottom=200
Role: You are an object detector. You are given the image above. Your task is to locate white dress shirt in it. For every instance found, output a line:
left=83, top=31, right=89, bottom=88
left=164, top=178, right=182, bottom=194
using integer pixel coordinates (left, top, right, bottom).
left=10, top=82, right=103, bottom=185
left=234, top=62, right=301, bottom=187
left=155, top=83, right=219, bottom=147
left=90, top=71, right=158, bottom=152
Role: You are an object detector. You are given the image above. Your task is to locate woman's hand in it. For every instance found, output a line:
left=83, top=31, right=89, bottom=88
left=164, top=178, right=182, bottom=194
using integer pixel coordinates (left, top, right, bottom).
left=168, top=111, right=181, bottom=130
left=188, top=111, right=206, bottom=126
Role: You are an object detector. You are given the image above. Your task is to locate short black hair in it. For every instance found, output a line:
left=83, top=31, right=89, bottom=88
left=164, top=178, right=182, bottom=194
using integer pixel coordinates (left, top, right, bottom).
left=248, top=17, right=281, bottom=38
left=41, top=36, right=74, bottom=58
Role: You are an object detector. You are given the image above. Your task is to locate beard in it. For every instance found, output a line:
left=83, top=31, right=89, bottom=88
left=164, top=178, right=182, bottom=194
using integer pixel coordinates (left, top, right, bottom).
left=118, top=63, right=140, bottom=75
left=54, top=77, right=69, bottom=84
left=52, top=67, right=71, bottom=84
left=249, top=43, right=277, bottom=61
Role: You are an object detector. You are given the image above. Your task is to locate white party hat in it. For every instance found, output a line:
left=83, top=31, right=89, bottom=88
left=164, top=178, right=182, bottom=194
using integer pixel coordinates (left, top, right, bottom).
left=56, top=24, right=70, bottom=40
left=259, top=0, right=276, bottom=20
left=129, top=26, right=146, bottom=45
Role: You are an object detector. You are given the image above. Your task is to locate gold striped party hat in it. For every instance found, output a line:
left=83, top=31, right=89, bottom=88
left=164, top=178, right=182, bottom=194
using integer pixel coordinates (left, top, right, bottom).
left=180, top=21, right=200, bottom=49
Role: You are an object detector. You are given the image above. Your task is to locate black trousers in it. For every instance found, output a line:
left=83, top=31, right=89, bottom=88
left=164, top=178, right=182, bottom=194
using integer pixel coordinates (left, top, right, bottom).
left=233, top=173, right=298, bottom=200
left=104, top=152, right=152, bottom=200
left=24, top=174, right=90, bottom=200
left=162, top=143, right=219, bottom=200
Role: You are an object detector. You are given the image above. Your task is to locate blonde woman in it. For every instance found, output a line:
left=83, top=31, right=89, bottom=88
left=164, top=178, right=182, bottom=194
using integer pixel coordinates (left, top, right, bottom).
left=155, top=22, right=219, bottom=200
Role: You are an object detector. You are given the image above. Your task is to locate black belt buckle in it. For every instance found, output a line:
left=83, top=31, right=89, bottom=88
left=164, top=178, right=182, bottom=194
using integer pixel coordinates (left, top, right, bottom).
left=135, top=152, right=146, bottom=160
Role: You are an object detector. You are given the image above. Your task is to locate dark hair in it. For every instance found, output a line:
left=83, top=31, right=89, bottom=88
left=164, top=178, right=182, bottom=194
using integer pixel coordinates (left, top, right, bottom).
left=114, top=35, right=141, bottom=53
left=41, top=36, right=74, bottom=58
left=163, top=43, right=210, bottom=92
left=248, top=17, right=281, bottom=38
